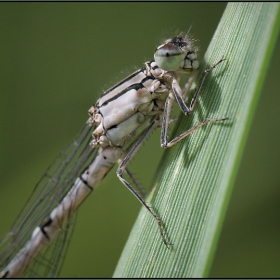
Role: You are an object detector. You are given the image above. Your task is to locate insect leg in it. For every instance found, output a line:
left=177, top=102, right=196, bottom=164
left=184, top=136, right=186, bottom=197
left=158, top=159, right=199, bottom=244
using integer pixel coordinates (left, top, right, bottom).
left=123, top=168, right=146, bottom=198
left=161, top=59, right=228, bottom=148
left=181, top=70, right=198, bottom=99
left=161, top=116, right=228, bottom=148
left=116, top=119, right=168, bottom=245
left=173, top=58, right=225, bottom=115
left=156, top=118, right=178, bottom=129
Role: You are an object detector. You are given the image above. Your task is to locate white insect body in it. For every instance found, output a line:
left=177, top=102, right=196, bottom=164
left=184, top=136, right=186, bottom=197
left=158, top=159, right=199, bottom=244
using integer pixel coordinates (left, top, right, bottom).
left=0, top=33, right=227, bottom=278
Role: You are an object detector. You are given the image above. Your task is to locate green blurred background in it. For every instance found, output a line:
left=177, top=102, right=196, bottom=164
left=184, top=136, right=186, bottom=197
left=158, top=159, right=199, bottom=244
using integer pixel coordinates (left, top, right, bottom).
left=0, top=3, right=279, bottom=277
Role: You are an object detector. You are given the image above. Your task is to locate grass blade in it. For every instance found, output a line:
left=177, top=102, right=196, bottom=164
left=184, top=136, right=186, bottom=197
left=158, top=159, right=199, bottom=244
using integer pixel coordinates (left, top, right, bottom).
left=114, top=3, right=280, bottom=277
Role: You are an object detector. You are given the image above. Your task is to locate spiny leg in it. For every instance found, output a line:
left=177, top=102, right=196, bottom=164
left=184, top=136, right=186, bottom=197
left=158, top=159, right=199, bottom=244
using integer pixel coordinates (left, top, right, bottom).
left=181, top=70, right=198, bottom=100
left=123, top=167, right=146, bottom=198
left=116, top=119, right=168, bottom=246
left=162, top=116, right=228, bottom=148
left=172, top=58, right=225, bottom=115
left=161, top=58, right=228, bottom=148
left=161, top=92, right=175, bottom=148
left=189, top=58, right=225, bottom=110
left=156, top=118, right=178, bottom=130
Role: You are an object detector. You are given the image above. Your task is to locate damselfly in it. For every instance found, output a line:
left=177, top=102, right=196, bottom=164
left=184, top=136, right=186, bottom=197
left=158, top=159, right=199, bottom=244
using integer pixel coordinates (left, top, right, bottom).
left=0, top=32, right=227, bottom=278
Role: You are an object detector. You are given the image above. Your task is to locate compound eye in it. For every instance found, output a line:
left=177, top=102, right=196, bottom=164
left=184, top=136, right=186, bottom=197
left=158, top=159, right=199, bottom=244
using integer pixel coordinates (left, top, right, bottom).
left=154, top=42, right=184, bottom=71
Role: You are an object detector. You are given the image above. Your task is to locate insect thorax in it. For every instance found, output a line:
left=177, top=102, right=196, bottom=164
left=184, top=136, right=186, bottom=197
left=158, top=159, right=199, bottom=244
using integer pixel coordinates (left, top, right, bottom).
left=87, top=61, right=168, bottom=148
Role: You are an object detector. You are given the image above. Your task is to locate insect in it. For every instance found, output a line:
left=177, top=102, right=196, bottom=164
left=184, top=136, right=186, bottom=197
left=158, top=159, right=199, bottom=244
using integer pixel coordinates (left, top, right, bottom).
left=0, top=32, right=227, bottom=278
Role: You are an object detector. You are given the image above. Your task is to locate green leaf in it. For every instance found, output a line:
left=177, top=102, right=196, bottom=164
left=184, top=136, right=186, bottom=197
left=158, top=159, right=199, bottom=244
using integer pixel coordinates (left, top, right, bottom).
left=113, top=3, right=280, bottom=278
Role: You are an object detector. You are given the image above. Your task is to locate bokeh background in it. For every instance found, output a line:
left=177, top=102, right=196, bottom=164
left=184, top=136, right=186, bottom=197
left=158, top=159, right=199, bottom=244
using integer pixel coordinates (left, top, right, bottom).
left=0, top=3, right=279, bottom=277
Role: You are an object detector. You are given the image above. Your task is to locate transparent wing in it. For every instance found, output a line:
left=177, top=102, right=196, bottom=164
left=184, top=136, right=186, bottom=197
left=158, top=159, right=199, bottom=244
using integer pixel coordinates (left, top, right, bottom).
left=0, top=122, right=97, bottom=277
left=24, top=213, right=77, bottom=278
left=22, top=213, right=77, bottom=278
